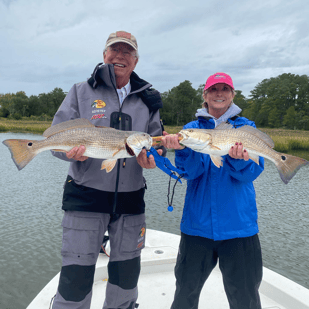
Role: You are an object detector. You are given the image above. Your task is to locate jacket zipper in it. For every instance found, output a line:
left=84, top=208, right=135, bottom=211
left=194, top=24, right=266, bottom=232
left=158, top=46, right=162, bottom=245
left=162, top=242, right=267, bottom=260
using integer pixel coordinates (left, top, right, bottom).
left=112, top=88, right=125, bottom=214
left=110, top=77, right=150, bottom=214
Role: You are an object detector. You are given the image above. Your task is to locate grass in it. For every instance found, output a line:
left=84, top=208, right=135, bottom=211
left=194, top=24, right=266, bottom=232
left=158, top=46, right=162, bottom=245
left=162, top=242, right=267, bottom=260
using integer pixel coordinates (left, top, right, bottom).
left=0, top=118, right=51, bottom=134
left=1, top=118, right=308, bottom=157
left=259, top=128, right=309, bottom=153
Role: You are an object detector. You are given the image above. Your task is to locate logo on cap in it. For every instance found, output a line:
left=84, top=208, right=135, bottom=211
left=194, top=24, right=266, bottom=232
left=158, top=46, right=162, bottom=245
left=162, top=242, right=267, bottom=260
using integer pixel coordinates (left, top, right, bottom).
left=116, top=31, right=131, bottom=39
left=215, top=74, right=226, bottom=79
left=105, top=31, right=138, bottom=51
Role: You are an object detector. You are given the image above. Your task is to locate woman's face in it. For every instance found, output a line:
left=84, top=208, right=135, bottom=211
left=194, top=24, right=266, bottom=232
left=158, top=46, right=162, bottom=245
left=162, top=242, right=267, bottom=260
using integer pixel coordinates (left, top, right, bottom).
left=203, top=83, right=235, bottom=118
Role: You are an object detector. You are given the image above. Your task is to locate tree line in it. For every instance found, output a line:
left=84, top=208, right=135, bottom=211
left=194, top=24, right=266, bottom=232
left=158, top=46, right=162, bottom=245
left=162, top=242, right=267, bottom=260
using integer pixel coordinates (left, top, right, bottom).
left=0, top=88, right=66, bottom=120
left=1, top=73, right=309, bottom=129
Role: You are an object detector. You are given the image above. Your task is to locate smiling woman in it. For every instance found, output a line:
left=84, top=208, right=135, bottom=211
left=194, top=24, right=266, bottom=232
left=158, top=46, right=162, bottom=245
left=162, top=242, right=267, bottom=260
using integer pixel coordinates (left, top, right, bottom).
left=202, top=73, right=236, bottom=119
left=160, top=72, right=267, bottom=309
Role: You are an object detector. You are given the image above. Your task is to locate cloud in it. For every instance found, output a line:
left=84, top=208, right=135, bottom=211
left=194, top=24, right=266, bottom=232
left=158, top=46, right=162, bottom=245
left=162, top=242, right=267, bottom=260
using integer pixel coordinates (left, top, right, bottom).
left=1, top=0, right=309, bottom=98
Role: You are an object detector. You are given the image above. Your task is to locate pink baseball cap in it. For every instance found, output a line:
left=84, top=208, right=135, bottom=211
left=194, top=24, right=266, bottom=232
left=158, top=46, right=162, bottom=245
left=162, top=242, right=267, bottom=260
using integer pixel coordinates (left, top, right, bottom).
left=204, top=72, right=234, bottom=91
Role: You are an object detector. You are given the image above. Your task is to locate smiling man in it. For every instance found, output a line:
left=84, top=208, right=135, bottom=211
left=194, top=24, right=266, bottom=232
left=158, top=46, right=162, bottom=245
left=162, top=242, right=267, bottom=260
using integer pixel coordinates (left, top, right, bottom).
left=50, top=31, right=164, bottom=309
left=103, top=32, right=139, bottom=89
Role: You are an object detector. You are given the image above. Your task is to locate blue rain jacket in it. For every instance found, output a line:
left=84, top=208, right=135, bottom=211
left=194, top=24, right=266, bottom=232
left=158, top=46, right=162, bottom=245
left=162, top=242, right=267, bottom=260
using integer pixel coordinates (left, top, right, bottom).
left=175, top=115, right=264, bottom=241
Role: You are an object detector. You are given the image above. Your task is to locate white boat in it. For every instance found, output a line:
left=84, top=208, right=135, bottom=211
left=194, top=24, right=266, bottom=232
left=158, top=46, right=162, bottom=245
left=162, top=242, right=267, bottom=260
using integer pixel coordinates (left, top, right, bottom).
left=27, top=229, right=309, bottom=309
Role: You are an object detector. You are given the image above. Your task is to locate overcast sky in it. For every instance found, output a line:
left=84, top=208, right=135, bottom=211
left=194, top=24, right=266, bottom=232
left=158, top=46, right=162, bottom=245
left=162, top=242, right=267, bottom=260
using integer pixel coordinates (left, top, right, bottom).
left=1, top=0, right=309, bottom=98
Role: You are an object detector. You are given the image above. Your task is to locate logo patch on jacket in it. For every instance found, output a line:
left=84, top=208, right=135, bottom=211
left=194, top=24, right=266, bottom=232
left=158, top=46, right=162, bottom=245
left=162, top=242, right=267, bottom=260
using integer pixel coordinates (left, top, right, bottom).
left=136, top=227, right=146, bottom=249
left=139, top=227, right=146, bottom=238
left=91, top=114, right=106, bottom=120
left=137, top=241, right=144, bottom=249
left=92, top=100, right=106, bottom=108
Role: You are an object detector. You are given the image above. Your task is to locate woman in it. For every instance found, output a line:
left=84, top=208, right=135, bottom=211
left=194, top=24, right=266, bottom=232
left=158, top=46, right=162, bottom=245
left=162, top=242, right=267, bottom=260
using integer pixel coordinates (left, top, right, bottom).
left=161, top=73, right=264, bottom=309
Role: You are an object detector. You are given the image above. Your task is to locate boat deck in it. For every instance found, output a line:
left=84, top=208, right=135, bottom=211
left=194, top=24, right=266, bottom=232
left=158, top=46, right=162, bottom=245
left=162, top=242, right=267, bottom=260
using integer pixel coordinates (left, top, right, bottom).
left=27, top=230, right=309, bottom=309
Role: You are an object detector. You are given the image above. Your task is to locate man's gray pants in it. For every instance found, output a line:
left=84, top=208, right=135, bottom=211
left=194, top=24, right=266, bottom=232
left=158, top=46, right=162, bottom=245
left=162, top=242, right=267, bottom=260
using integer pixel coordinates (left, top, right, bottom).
left=52, top=211, right=146, bottom=309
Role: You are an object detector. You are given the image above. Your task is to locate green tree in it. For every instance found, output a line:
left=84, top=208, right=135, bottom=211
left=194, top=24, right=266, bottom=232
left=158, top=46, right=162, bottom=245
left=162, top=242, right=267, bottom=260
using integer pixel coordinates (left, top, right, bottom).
left=48, top=87, right=66, bottom=116
left=0, top=88, right=66, bottom=118
left=0, top=93, right=14, bottom=116
left=268, top=107, right=282, bottom=128
left=243, top=73, right=309, bottom=129
left=161, top=81, right=202, bottom=126
left=283, top=106, right=296, bottom=129
left=233, top=90, right=247, bottom=116
left=13, top=91, right=29, bottom=117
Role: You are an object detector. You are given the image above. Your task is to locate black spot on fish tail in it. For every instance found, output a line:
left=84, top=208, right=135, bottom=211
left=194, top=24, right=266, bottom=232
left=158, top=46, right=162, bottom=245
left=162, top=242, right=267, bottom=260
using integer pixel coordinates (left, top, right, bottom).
left=281, top=155, right=286, bottom=161
left=28, top=142, right=33, bottom=147
left=125, top=143, right=135, bottom=156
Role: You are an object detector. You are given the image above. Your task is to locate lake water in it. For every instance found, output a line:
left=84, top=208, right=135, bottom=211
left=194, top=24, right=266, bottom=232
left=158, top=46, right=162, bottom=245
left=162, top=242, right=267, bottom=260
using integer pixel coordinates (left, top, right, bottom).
left=0, top=132, right=308, bottom=309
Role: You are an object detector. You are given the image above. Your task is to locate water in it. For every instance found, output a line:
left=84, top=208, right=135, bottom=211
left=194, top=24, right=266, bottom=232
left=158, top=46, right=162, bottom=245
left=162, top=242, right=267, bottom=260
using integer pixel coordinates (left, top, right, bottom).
left=0, top=132, right=308, bottom=309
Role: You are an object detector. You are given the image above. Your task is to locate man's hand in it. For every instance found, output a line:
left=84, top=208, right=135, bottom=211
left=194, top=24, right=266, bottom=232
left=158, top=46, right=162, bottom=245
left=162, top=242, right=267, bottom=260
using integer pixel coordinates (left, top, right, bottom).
left=160, top=133, right=184, bottom=150
left=66, top=146, right=89, bottom=161
left=136, top=148, right=163, bottom=169
left=228, top=142, right=249, bottom=161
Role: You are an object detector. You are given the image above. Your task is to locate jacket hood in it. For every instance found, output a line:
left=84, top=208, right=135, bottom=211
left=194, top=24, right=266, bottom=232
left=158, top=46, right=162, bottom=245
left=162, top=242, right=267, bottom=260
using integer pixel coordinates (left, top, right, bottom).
left=195, top=103, right=242, bottom=127
left=87, top=63, right=163, bottom=112
left=88, top=63, right=149, bottom=91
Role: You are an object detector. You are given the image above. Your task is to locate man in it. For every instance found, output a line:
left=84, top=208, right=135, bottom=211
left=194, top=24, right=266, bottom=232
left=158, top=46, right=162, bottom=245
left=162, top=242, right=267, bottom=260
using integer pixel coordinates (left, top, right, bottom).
left=51, top=31, right=164, bottom=309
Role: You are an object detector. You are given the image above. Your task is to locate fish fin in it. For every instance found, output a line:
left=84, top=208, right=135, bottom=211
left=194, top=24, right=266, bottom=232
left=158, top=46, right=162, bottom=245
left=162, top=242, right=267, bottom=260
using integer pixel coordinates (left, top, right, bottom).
left=210, top=144, right=221, bottom=150
left=112, top=147, right=124, bottom=157
left=101, top=159, right=117, bottom=173
left=237, top=126, right=275, bottom=148
left=210, top=155, right=223, bottom=168
left=249, top=153, right=260, bottom=165
left=95, top=125, right=115, bottom=129
left=51, top=149, right=67, bottom=152
left=2, top=139, right=38, bottom=170
left=215, top=122, right=234, bottom=130
left=43, top=119, right=94, bottom=138
left=275, top=153, right=309, bottom=184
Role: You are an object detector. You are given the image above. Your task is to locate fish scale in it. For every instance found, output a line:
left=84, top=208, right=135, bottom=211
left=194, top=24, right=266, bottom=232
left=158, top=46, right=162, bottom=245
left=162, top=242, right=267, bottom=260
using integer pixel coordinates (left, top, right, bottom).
left=212, top=130, right=272, bottom=155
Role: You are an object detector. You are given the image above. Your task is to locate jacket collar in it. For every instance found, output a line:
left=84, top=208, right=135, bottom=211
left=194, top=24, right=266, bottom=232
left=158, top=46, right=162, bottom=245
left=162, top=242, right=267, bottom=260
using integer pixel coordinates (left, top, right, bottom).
left=87, top=63, right=151, bottom=93
left=195, top=103, right=242, bottom=127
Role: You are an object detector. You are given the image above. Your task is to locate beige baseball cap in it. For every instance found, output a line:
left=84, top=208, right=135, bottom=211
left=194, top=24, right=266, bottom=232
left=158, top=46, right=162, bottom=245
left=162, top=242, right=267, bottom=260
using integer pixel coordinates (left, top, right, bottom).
left=105, top=31, right=138, bottom=51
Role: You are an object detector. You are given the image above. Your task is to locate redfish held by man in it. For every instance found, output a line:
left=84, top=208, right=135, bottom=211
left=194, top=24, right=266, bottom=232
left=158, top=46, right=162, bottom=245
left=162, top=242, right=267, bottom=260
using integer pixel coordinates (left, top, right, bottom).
left=175, top=122, right=308, bottom=184
left=2, top=118, right=153, bottom=172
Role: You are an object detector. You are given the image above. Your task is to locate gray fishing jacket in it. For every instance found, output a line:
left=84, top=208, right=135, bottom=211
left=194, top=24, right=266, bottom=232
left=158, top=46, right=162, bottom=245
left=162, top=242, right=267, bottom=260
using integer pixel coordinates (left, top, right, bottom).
left=52, top=63, right=163, bottom=214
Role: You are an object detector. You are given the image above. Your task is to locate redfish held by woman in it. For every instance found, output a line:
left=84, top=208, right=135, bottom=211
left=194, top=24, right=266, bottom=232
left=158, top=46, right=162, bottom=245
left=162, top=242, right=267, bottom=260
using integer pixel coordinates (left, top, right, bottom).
left=176, top=122, right=308, bottom=184
left=2, top=118, right=153, bottom=172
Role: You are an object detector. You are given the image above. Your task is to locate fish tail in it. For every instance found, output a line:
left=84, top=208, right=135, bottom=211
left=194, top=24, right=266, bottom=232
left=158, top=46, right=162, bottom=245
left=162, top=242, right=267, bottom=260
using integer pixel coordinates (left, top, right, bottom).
left=2, top=139, right=38, bottom=170
left=275, top=153, right=309, bottom=184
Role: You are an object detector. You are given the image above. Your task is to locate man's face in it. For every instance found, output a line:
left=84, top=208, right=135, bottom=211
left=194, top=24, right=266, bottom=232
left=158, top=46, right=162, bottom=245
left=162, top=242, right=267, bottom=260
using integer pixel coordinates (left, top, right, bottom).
left=104, top=42, right=138, bottom=88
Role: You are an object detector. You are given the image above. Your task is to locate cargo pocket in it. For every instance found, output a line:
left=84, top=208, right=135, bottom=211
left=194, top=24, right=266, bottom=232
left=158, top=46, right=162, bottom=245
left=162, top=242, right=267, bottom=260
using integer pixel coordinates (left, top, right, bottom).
left=121, top=214, right=146, bottom=253
left=61, top=213, right=101, bottom=265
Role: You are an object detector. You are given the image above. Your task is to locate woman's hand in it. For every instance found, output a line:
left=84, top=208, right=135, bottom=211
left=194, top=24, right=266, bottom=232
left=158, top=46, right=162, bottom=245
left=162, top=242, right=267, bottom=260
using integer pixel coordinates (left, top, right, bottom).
left=160, top=133, right=185, bottom=150
left=228, top=142, right=249, bottom=161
